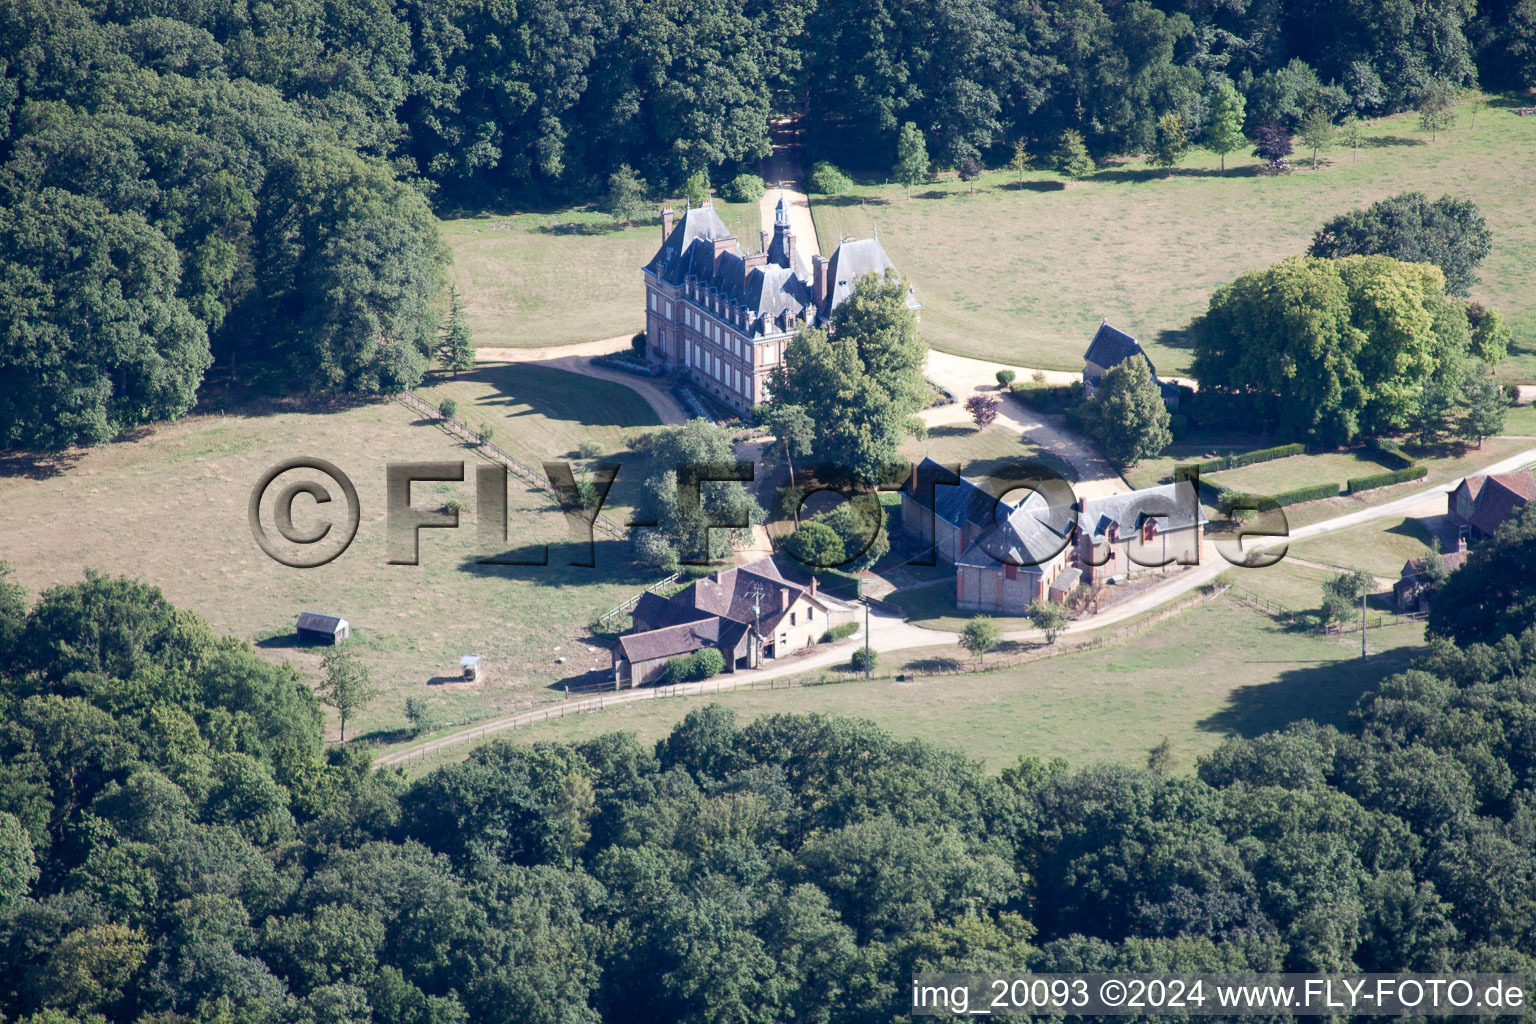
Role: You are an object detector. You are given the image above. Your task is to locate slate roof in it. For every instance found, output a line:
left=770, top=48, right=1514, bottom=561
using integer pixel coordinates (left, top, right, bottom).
left=956, top=489, right=1074, bottom=571
left=821, top=235, right=922, bottom=315
left=1083, top=321, right=1155, bottom=376
left=296, top=612, right=347, bottom=633
left=643, top=202, right=917, bottom=337
left=1050, top=566, right=1082, bottom=593
left=1078, top=481, right=1206, bottom=543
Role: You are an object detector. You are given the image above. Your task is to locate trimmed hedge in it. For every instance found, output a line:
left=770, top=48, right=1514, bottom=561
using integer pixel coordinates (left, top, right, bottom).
left=1218, top=481, right=1341, bottom=512
left=1188, top=442, right=1306, bottom=474
left=1365, top=438, right=1415, bottom=470
left=591, top=355, right=661, bottom=377
left=815, top=568, right=863, bottom=599
left=1346, top=465, right=1428, bottom=494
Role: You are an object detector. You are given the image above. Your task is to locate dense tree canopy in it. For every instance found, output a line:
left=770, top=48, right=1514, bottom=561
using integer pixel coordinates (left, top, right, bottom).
left=1309, top=193, right=1494, bottom=297
left=1190, top=255, right=1493, bottom=445
left=767, top=273, right=927, bottom=485
left=5, top=566, right=1536, bottom=1022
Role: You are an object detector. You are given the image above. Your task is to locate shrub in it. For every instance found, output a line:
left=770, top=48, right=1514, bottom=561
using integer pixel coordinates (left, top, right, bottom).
left=850, top=646, right=878, bottom=672
left=578, top=439, right=602, bottom=459
left=995, top=370, right=1016, bottom=387
left=660, top=656, right=691, bottom=686
left=631, top=331, right=646, bottom=355
left=808, top=161, right=853, bottom=195
left=1031, top=370, right=1046, bottom=384
left=822, top=622, right=859, bottom=642
left=722, top=173, right=766, bottom=203
left=1346, top=465, right=1427, bottom=493
left=437, top=398, right=457, bottom=420
left=965, top=392, right=1001, bottom=428
left=688, top=647, right=726, bottom=679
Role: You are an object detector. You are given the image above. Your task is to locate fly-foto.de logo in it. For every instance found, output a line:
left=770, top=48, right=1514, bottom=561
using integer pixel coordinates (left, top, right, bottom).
left=247, top=457, right=1293, bottom=571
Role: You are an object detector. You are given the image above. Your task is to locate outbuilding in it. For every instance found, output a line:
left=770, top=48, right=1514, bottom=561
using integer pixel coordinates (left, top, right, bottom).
left=296, top=611, right=350, bottom=645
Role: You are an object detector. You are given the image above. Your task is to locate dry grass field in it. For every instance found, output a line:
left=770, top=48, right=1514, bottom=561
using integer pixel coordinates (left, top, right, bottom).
left=0, top=380, right=671, bottom=746
left=493, top=600, right=1425, bottom=771
left=812, top=96, right=1536, bottom=381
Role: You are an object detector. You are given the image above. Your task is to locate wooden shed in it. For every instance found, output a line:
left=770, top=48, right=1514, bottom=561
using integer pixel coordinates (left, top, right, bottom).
left=296, top=611, right=350, bottom=645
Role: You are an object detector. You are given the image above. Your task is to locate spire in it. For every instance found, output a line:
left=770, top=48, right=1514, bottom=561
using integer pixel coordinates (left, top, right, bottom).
left=775, top=192, right=788, bottom=225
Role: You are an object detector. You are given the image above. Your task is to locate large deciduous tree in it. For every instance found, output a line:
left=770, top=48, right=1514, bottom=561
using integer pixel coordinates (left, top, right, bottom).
left=631, top=418, right=764, bottom=568
left=0, top=189, right=210, bottom=449
left=1428, top=502, right=1536, bottom=646
left=1308, top=193, right=1493, bottom=297
left=1191, top=255, right=1487, bottom=445
left=768, top=272, right=927, bottom=485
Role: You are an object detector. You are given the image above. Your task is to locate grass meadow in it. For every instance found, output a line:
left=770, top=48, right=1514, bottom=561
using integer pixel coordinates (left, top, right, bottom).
left=494, top=599, right=1424, bottom=771
left=440, top=196, right=761, bottom=349
left=0, top=375, right=674, bottom=746
left=811, top=96, right=1536, bottom=381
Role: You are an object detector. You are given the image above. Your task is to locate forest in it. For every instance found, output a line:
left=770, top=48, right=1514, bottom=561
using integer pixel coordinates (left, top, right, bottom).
left=2, top=0, right=1535, bottom=446
left=2, top=505, right=1536, bottom=1023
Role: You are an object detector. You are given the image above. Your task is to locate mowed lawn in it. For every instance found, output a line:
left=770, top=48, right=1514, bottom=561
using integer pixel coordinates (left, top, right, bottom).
left=0, top=393, right=667, bottom=746
left=441, top=197, right=761, bottom=350
left=412, top=362, right=662, bottom=518
left=495, top=600, right=1424, bottom=771
left=811, top=96, right=1536, bottom=380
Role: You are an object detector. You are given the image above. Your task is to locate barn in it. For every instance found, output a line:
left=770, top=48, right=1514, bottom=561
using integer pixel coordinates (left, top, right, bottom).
left=296, top=611, right=350, bottom=645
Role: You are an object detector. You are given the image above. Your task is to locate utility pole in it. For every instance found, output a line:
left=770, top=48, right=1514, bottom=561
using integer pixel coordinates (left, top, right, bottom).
left=863, top=598, right=871, bottom=679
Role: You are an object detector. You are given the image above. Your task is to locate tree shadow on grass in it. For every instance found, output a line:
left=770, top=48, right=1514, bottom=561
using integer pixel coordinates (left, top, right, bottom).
left=1088, top=165, right=1261, bottom=184
left=0, top=449, right=86, bottom=480
left=536, top=220, right=628, bottom=237
left=903, top=655, right=965, bottom=674
left=1002, top=180, right=1066, bottom=192
left=1154, top=327, right=1194, bottom=352
left=356, top=726, right=415, bottom=747
left=457, top=537, right=664, bottom=590
left=1364, top=134, right=1427, bottom=148
left=1197, top=632, right=1421, bottom=738
left=916, top=189, right=951, bottom=200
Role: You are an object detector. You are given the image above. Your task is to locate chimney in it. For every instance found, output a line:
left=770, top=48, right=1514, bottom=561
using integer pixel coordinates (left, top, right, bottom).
left=809, top=576, right=818, bottom=597
left=744, top=252, right=767, bottom=270
left=712, top=235, right=736, bottom=262
left=1456, top=532, right=1467, bottom=553
left=780, top=587, right=789, bottom=611
left=760, top=229, right=770, bottom=253
left=812, top=254, right=830, bottom=307
left=784, top=228, right=796, bottom=268
left=661, top=207, right=674, bottom=241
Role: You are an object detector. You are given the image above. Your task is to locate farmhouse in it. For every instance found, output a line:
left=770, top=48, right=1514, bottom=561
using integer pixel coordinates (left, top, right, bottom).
left=611, top=556, right=857, bottom=687
left=899, top=458, right=1205, bottom=614
left=1447, top=469, right=1535, bottom=544
left=641, top=198, right=919, bottom=413
left=1082, top=319, right=1181, bottom=408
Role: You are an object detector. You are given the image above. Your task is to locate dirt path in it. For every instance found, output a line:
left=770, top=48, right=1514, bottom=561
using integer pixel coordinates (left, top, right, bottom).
left=923, top=349, right=1131, bottom=498
left=478, top=340, right=687, bottom=425
left=758, top=127, right=822, bottom=257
